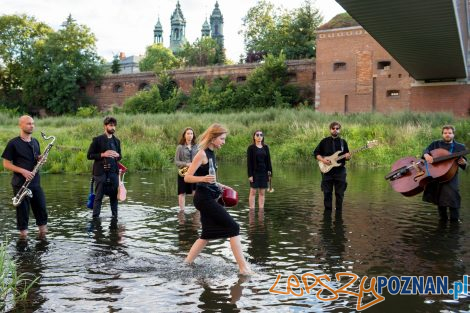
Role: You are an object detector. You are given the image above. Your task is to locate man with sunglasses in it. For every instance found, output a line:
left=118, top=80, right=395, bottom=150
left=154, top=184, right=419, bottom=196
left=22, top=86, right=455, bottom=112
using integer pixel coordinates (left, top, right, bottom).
left=313, top=122, right=351, bottom=213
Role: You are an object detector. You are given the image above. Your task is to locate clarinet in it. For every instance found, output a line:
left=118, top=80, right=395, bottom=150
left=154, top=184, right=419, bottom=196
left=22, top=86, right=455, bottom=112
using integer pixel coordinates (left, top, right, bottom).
left=12, top=132, right=56, bottom=207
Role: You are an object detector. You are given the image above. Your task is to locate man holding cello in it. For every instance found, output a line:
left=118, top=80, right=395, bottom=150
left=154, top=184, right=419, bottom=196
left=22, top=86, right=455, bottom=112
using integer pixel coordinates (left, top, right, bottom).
left=423, top=125, right=467, bottom=223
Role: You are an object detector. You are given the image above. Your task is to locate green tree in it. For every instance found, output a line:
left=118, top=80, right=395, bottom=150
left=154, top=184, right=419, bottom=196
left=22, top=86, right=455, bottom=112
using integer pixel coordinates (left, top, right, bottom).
left=243, top=52, right=298, bottom=107
left=318, top=12, right=359, bottom=30
left=241, top=0, right=323, bottom=60
left=0, top=14, right=52, bottom=108
left=139, top=44, right=180, bottom=73
left=177, top=37, right=225, bottom=67
left=111, top=54, right=121, bottom=74
left=21, top=15, right=104, bottom=114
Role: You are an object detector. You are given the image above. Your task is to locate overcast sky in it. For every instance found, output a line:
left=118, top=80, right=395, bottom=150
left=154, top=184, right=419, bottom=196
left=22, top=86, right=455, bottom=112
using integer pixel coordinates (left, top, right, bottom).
left=3, top=0, right=345, bottom=62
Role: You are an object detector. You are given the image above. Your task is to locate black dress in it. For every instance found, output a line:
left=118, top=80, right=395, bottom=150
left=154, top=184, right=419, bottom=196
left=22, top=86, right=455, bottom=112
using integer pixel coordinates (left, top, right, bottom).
left=193, top=148, right=240, bottom=239
left=247, top=144, right=273, bottom=189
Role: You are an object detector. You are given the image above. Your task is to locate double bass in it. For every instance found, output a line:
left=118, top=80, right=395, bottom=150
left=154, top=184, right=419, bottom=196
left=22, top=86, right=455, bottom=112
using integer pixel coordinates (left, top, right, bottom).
left=385, top=148, right=469, bottom=197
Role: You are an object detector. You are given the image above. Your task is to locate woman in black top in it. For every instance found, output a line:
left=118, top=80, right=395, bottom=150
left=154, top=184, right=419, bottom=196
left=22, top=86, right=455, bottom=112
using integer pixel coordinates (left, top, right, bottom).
left=184, top=123, right=252, bottom=275
left=247, top=130, right=272, bottom=209
left=175, top=127, right=198, bottom=211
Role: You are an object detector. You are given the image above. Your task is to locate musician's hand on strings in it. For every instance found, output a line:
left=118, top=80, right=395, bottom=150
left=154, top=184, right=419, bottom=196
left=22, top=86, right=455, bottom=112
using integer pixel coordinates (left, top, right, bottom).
left=21, top=169, right=34, bottom=181
left=424, top=154, right=433, bottom=164
left=321, top=158, right=331, bottom=165
left=248, top=176, right=253, bottom=183
left=457, top=157, right=467, bottom=166
left=344, top=153, right=351, bottom=160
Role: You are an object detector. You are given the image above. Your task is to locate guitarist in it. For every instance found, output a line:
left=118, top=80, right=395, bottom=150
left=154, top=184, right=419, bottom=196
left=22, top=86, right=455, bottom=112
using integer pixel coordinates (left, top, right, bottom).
left=422, top=125, right=467, bottom=223
left=313, top=122, right=351, bottom=213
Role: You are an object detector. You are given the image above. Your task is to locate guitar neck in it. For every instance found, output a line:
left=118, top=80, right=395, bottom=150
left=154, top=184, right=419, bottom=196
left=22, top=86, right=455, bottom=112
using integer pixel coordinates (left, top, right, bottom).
left=336, top=145, right=369, bottom=161
left=433, top=149, right=470, bottom=163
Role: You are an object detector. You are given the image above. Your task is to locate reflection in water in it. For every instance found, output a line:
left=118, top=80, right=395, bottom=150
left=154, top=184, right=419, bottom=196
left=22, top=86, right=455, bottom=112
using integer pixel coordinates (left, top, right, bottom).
left=247, top=208, right=270, bottom=264
left=320, top=211, right=347, bottom=273
left=1, top=164, right=470, bottom=312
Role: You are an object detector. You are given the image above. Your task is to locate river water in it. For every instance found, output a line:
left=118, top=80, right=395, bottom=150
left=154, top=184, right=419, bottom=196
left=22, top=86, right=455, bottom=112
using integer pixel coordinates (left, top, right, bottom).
left=1, top=164, right=470, bottom=312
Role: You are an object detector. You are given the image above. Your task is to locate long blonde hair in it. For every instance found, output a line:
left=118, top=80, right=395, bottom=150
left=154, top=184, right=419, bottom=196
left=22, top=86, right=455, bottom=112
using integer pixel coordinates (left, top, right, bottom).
left=198, top=123, right=228, bottom=150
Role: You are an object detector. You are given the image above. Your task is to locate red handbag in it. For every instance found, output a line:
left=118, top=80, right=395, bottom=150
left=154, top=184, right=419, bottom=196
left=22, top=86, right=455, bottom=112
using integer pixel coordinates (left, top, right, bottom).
left=218, top=187, right=238, bottom=207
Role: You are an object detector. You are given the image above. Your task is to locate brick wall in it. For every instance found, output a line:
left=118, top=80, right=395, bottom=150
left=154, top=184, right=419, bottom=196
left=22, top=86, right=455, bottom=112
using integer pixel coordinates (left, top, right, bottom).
left=86, top=60, right=316, bottom=111
left=410, top=84, right=470, bottom=116
left=316, top=26, right=469, bottom=116
left=316, top=26, right=414, bottom=114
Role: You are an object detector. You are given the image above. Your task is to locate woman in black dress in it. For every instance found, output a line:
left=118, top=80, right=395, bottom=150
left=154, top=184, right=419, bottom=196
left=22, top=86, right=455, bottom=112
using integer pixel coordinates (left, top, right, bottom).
left=184, top=123, right=252, bottom=275
left=247, top=130, right=272, bottom=209
left=175, top=127, right=198, bottom=210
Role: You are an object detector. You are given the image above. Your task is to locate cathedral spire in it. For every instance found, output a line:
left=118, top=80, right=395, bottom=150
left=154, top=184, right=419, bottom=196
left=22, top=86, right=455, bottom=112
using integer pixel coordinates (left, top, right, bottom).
left=170, top=0, right=187, bottom=52
left=210, top=1, right=224, bottom=47
left=154, top=16, right=163, bottom=44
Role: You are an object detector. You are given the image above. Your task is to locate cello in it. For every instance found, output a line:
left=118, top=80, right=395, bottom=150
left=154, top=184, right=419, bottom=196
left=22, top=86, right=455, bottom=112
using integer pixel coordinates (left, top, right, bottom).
left=385, top=148, right=469, bottom=197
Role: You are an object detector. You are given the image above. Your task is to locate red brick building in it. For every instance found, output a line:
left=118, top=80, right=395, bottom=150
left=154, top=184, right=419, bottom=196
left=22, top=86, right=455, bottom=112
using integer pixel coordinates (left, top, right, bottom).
left=316, top=26, right=470, bottom=116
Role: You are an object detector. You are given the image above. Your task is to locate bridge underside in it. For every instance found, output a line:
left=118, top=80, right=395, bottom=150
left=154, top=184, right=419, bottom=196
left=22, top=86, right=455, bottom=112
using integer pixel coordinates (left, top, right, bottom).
left=336, top=0, right=469, bottom=81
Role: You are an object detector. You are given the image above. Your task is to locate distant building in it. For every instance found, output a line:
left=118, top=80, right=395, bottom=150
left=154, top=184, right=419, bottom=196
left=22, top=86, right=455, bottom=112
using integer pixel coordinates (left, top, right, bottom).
left=154, top=0, right=224, bottom=53
left=107, top=52, right=143, bottom=74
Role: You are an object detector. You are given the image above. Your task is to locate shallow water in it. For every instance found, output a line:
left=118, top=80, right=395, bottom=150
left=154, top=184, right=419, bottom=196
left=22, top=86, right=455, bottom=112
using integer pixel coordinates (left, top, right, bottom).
left=1, top=164, right=470, bottom=312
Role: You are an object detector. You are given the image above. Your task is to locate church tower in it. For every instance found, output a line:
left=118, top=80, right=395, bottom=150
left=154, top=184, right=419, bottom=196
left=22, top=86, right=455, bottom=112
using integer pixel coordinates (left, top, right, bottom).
left=170, top=0, right=187, bottom=53
left=201, top=18, right=210, bottom=38
left=153, top=16, right=163, bottom=44
left=210, top=1, right=224, bottom=47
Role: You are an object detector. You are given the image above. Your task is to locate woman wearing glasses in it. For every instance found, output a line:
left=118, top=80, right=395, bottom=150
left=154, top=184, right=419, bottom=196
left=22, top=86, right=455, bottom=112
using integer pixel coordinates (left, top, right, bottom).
left=247, top=130, right=273, bottom=209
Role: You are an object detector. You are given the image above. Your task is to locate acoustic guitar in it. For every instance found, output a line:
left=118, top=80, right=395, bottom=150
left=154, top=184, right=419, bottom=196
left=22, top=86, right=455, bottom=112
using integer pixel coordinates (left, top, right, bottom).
left=318, top=140, right=379, bottom=174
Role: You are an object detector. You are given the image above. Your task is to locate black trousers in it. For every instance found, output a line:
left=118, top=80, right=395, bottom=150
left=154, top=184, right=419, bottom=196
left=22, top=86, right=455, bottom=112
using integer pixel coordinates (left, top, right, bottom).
left=438, top=206, right=459, bottom=221
left=92, top=173, right=119, bottom=218
left=321, top=169, right=347, bottom=211
left=13, top=185, right=48, bottom=231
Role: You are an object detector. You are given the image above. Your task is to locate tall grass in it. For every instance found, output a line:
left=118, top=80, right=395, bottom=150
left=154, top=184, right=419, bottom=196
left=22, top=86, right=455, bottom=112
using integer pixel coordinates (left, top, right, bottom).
left=0, top=240, right=37, bottom=311
left=0, top=109, right=468, bottom=173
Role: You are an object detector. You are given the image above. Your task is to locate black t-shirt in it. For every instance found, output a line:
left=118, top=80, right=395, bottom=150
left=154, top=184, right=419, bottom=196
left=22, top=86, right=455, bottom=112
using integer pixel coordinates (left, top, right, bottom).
left=1, top=136, right=41, bottom=187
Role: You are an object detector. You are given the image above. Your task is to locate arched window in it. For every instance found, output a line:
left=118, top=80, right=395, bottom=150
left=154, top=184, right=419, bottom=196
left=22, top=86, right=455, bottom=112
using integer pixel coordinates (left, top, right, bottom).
left=113, top=84, right=123, bottom=93
left=138, top=83, right=150, bottom=91
left=94, top=85, right=102, bottom=93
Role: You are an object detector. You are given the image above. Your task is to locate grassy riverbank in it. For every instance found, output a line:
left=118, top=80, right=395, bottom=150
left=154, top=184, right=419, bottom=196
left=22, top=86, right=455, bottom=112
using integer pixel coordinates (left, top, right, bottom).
left=0, top=109, right=469, bottom=173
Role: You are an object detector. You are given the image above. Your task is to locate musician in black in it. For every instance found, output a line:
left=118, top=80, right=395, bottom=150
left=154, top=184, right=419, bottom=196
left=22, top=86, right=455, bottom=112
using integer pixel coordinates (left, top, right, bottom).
left=423, top=125, right=467, bottom=222
left=313, top=122, right=351, bottom=212
left=87, top=116, right=122, bottom=218
left=2, top=115, right=48, bottom=239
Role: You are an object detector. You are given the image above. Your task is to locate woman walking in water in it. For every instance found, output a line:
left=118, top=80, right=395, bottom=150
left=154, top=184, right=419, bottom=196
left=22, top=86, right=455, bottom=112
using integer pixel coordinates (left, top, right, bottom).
left=184, top=123, right=253, bottom=275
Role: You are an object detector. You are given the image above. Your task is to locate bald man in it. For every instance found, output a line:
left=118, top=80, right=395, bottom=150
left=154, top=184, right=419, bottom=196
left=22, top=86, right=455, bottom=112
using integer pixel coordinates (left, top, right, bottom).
left=2, top=115, right=48, bottom=239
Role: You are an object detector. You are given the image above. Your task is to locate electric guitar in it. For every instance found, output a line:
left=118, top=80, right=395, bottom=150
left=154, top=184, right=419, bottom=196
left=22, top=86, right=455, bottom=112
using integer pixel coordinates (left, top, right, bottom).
left=318, top=140, right=379, bottom=173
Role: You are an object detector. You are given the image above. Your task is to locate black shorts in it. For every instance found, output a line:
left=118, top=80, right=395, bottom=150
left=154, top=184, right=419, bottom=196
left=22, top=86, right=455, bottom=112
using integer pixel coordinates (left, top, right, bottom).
left=13, top=185, right=48, bottom=231
left=178, top=175, right=195, bottom=195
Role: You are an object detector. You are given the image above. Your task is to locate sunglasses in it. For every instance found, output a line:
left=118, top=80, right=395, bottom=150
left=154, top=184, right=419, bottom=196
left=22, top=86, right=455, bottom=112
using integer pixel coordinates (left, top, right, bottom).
left=255, top=133, right=264, bottom=137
